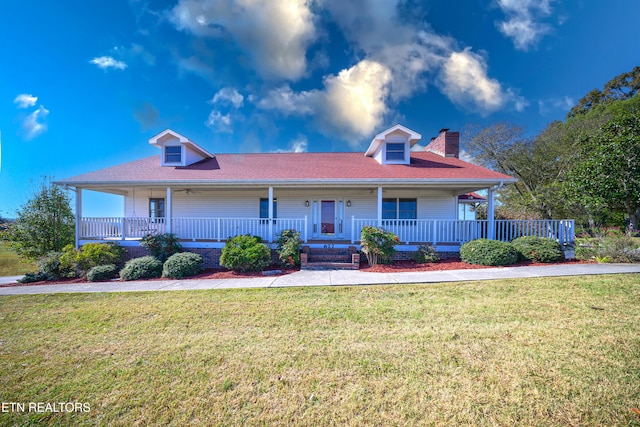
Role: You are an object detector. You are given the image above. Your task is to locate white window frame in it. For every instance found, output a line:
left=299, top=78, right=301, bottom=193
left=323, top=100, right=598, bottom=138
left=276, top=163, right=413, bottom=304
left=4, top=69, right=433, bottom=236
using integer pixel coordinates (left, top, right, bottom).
left=162, top=145, right=184, bottom=166
left=383, top=141, right=408, bottom=164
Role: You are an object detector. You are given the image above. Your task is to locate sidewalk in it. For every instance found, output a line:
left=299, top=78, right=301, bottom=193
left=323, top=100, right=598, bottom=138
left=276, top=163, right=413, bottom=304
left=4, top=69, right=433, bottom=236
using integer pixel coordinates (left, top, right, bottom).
left=1, top=263, right=639, bottom=296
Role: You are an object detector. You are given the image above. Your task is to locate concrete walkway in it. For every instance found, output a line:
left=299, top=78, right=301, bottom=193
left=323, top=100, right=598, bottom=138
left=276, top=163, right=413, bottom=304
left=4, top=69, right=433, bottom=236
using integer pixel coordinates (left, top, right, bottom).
left=0, top=263, right=638, bottom=296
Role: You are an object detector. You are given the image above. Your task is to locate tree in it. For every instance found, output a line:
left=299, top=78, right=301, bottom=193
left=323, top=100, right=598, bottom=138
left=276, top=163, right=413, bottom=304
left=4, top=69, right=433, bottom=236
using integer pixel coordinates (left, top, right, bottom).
left=1, top=179, right=75, bottom=259
left=565, top=95, right=640, bottom=231
left=463, top=122, right=570, bottom=219
left=463, top=67, right=640, bottom=227
left=568, top=66, right=640, bottom=118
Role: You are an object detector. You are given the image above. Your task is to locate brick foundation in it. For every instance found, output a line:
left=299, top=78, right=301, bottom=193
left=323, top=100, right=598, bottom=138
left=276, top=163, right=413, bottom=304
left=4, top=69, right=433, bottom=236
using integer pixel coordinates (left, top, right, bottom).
left=119, top=244, right=460, bottom=269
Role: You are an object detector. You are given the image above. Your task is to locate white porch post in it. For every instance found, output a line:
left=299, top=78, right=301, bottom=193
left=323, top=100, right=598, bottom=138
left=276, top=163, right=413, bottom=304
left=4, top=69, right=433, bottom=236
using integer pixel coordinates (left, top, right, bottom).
left=75, top=187, right=82, bottom=249
left=487, top=187, right=495, bottom=240
left=166, top=187, right=172, bottom=234
left=268, top=187, right=274, bottom=243
left=377, top=187, right=383, bottom=227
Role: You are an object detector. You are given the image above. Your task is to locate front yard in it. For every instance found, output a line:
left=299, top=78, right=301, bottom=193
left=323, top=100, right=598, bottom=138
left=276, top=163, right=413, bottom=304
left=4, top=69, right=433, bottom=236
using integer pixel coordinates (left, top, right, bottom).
left=1, top=274, right=639, bottom=425
left=0, top=242, right=35, bottom=276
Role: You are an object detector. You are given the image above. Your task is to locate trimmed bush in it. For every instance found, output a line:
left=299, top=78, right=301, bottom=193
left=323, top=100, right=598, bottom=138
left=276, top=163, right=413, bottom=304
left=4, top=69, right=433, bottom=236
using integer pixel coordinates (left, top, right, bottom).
left=220, top=235, right=271, bottom=272
left=412, top=245, right=440, bottom=264
left=140, top=233, right=182, bottom=262
left=119, top=256, right=163, bottom=281
left=162, top=252, right=204, bottom=279
left=76, top=243, right=125, bottom=274
left=360, top=226, right=399, bottom=266
left=36, top=249, right=76, bottom=280
left=511, top=236, right=564, bottom=263
left=17, top=271, right=49, bottom=284
left=86, top=264, right=118, bottom=282
left=275, top=229, right=302, bottom=268
left=460, top=239, right=519, bottom=266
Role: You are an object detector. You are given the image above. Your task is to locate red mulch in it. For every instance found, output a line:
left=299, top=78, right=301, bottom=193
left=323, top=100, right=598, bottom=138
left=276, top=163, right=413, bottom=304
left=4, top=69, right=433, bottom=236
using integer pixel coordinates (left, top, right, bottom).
left=0, top=265, right=299, bottom=288
left=360, top=257, right=592, bottom=273
left=2, top=259, right=592, bottom=288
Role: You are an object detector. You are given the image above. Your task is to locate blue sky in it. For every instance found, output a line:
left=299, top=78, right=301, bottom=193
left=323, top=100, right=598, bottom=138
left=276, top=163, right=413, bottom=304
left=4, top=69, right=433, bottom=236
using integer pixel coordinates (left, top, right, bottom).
left=1, top=0, right=638, bottom=218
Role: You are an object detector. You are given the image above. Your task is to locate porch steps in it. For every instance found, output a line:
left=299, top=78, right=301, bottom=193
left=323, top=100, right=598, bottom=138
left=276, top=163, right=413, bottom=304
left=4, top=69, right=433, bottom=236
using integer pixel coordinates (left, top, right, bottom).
left=301, top=247, right=360, bottom=270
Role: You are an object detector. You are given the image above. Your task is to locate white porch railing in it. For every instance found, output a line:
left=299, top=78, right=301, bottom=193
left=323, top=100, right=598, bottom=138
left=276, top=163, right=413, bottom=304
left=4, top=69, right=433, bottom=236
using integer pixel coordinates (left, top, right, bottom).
left=351, top=218, right=575, bottom=246
left=81, top=217, right=167, bottom=240
left=81, top=217, right=574, bottom=246
left=81, top=217, right=308, bottom=243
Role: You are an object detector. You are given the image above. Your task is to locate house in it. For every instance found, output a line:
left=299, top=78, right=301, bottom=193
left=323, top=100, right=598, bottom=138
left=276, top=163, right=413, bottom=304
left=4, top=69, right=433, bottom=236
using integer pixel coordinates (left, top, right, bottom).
left=56, top=124, right=575, bottom=267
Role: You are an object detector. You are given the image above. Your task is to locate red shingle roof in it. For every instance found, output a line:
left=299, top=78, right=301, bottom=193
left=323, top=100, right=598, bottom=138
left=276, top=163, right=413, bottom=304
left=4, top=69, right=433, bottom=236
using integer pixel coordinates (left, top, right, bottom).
left=57, top=151, right=515, bottom=185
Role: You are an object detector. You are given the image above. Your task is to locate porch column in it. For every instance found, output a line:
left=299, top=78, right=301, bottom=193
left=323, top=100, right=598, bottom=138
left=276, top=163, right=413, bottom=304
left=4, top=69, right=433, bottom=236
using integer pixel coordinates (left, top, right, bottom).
left=487, top=187, right=495, bottom=240
left=268, top=187, right=274, bottom=242
left=377, top=187, right=383, bottom=227
left=166, top=187, right=172, bottom=234
left=75, top=187, right=82, bottom=249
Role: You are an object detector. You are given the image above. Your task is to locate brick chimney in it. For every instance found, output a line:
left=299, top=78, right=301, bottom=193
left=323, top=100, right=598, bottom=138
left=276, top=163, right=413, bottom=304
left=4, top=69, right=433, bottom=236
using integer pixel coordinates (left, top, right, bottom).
left=425, top=128, right=459, bottom=158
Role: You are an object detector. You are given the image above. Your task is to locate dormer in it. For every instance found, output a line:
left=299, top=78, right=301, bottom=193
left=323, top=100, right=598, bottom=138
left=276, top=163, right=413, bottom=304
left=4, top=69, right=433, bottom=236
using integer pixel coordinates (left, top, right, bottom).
left=149, top=129, right=214, bottom=167
left=364, top=124, right=422, bottom=165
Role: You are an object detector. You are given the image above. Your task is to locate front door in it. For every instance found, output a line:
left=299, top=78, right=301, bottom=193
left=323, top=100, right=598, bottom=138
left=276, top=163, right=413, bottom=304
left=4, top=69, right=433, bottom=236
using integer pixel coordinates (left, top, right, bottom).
left=320, top=200, right=336, bottom=235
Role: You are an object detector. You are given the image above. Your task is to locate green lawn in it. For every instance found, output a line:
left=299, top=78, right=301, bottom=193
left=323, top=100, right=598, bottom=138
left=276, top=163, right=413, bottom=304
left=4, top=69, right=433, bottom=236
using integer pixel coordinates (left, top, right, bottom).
left=0, top=242, right=35, bottom=276
left=1, top=275, right=639, bottom=426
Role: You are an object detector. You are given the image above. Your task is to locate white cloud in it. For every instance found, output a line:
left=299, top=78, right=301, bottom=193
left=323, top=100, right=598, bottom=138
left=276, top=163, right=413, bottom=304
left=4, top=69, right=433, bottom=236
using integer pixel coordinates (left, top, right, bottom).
left=205, top=110, right=233, bottom=133
left=538, top=95, right=574, bottom=115
left=437, top=49, right=527, bottom=115
left=89, top=56, right=128, bottom=70
left=274, top=135, right=308, bottom=153
left=496, top=0, right=554, bottom=50
left=318, top=0, right=525, bottom=117
left=170, top=0, right=316, bottom=81
left=22, top=105, right=49, bottom=140
left=14, top=94, right=38, bottom=109
left=210, top=87, right=244, bottom=108
left=257, top=86, right=316, bottom=115
left=321, top=60, right=392, bottom=139
left=258, top=59, right=392, bottom=144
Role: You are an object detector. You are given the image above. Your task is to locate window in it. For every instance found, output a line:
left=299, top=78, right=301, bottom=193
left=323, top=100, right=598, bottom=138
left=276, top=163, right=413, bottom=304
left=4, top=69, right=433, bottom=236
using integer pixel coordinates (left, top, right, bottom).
left=149, top=198, right=165, bottom=219
left=382, top=198, right=397, bottom=219
left=165, top=146, right=181, bottom=163
left=398, top=198, right=417, bottom=219
left=385, top=142, right=405, bottom=161
left=382, top=198, right=416, bottom=219
left=259, top=198, right=278, bottom=218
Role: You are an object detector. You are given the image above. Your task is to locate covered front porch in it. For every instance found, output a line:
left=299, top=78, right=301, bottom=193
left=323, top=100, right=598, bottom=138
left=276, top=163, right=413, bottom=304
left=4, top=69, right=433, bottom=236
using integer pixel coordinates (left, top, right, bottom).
left=79, top=216, right=576, bottom=247
left=73, top=185, right=575, bottom=249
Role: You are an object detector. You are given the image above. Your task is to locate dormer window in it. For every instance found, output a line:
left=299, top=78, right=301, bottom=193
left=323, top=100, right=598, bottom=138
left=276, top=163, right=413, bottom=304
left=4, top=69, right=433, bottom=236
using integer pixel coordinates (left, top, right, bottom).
left=386, top=143, right=405, bottom=162
left=165, top=146, right=182, bottom=163
left=364, top=125, right=421, bottom=165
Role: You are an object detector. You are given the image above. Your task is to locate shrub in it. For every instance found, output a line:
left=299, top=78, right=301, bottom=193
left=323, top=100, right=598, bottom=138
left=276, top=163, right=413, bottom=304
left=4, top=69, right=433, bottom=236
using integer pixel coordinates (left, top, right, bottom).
left=140, top=233, right=182, bottom=262
left=412, top=245, right=440, bottom=264
left=17, top=271, right=49, bottom=284
left=460, top=239, right=519, bottom=266
left=76, top=243, right=125, bottom=274
left=360, top=226, right=398, bottom=266
left=598, top=235, right=640, bottom=263
left=59, top=245, right=78, bottom=277
left=220, top=235, right=271, bottom=272
left=511, top=236, right=564, bottom=263
left=119, top=256, right=163, bottom=281
left=162, top=252, right=204, bottom=279
left=575, top=234, right=640, bottom=263
left=86, top=264, right=118, bottom=282
left=36, top=249, right=76, bottom=280
left=275, top=229, right=302, bottom=268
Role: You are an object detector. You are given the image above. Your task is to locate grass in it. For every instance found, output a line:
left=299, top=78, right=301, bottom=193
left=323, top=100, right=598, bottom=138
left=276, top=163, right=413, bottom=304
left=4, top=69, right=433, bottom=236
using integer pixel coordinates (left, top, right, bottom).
left=0, top=242, right=35, bottom=276
left=1, top=275, right=639, bottom=426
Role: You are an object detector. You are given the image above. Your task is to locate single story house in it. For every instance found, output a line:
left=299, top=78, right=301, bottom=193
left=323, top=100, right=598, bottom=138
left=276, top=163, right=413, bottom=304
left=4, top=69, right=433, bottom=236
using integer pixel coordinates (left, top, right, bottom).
left=56, top=124, right=574, bottom=267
